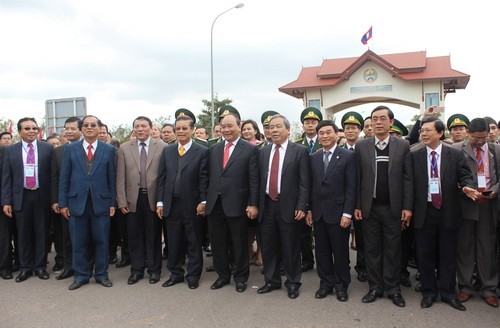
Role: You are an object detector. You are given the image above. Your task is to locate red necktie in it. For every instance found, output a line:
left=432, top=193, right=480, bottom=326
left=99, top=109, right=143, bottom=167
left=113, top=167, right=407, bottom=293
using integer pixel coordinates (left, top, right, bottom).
left=87, top=144, right=93, bottom=161
left=223, top=142, right=232, bottom=168
left=430, top=150, right=442, bottom=209
left=269, top=144, right=280, bottom=200
left=476, top=148, right=485, bottom=192
left=26, top=143, right=36, bottom=188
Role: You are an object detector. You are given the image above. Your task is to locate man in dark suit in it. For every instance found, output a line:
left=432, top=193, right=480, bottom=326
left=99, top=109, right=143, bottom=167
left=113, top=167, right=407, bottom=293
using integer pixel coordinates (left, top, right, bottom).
left=2, top=118, right=53, bottom=282
left=206, top=114, right=259, bottom=293
left=59, top=115, right=116, bottom=290
left=306, top=120, right=357, bottom=302
left=116, top=116, right=166, bottom=285
left=51, top=116, right=82, bottom=281
left=412, top=116, right=480, bottom=311
left=354, top=106, right=413, bottom=307
left=452, top=118, right=500, bottom=308
left=0, top=145, right=14, bottom=280
left=257, top=114, right=311, bottom=299
left=156, top=115, right=209, bottom=289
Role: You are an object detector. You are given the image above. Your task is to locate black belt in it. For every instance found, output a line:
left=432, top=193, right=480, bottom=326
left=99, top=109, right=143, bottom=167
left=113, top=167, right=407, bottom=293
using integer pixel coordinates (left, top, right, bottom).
left=139, top=188, right=148, bottom=194
left=24, top=188, right=39, bottom=191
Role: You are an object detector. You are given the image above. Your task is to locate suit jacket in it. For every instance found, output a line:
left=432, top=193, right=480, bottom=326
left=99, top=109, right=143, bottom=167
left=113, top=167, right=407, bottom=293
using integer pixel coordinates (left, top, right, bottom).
left=156, top=142, right=209, bottom=218
left=1, top=141, right=53, bottom=211
left=58, top=140, right=116, bottom=217
left=206, top=139, right=259, bottom=217
left=452, top=141, right=500, bottom=220
left=0, top=146, right=5, bottom=195
left=51, top=143, right=68, bottom=205
left=310, top=146, right=357, bottom=224
left=412, top=143, right=474, bottom=230
left=356, top=136, right=413, bottom=219
left=116, top=138, right=167, bottom=212
left=258, top=141, right=311, bottom=222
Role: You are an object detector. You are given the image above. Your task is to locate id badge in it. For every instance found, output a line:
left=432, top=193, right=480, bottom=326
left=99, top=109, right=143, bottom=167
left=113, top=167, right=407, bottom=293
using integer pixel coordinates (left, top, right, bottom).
left=24, top=164, right=35, bottom=177
left=477, top=174, right=486, bottom=189
left=429, top=178, right=440, bottom=194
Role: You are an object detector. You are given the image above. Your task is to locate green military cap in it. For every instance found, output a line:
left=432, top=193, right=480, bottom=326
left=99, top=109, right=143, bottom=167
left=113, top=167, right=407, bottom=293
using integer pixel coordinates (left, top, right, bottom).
left=261, top=111, right=279, bottom=126
left=341, top=111, right=364, bottom=128
left=300, top=107, right=322, bottom=123
left=174, top=108, right=196, bottom=125
left=218, top=105, right=240, bottom=122
left=447, top=114, right=469, bottom=130
left=390, top=119, right=409, bottom=136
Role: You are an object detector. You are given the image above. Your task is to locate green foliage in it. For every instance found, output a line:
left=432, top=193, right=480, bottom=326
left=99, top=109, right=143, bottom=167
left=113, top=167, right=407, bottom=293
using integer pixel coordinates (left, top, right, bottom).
left=197, top=95, right=233, bottom=132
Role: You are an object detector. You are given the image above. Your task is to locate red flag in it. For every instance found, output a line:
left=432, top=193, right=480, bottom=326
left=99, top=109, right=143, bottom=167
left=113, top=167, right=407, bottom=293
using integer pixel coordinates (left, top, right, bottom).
left=361, top=26, right=373, bottom=45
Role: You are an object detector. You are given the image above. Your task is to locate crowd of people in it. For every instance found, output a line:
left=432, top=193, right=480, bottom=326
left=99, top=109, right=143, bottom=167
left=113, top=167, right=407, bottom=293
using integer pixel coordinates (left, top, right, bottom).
left=1, top=104, right=499, bottom=312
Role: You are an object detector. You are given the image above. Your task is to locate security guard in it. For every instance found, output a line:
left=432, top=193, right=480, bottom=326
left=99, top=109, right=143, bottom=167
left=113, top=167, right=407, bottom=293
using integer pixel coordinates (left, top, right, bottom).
left=389, top=119, right=409, bottom=138
left=259, top=111, right=279, bottom=148
left=341, top=111, right=364, bottom=150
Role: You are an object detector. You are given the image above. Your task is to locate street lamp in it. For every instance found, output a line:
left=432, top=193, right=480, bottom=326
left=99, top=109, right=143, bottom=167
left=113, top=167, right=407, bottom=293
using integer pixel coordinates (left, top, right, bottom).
left=210, top=3, right=244, bottom=136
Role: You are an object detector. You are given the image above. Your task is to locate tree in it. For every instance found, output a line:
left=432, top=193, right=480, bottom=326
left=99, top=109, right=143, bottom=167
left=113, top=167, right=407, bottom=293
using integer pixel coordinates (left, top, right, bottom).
left=110, top=124, right=133, bottom=144
left=197, top=95, right=233, bottom=133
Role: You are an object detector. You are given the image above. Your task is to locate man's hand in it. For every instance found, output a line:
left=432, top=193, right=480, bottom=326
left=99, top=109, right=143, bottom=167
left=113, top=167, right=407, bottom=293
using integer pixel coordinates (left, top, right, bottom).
left=2, top=205, right=12, bottom=218
left=294, top=210, right=306, bottom=220
left=401, top=210, right=412, bottom=229
left=60, top=207, right=70, bottom=220
left=340, top=216, right=351, bottom=229
left=110, top=207, right=115, bottom=217
left=354, top=209, right=363, bottom=220
left=463, top=186, right=482, bottom=201
left=246, top=205, right=258, bottom=220
left=156, top=206, right=164, bottom=219
left=197, top=203, right=206, bottom=216
left=120, top=207, right=130, bottom=215
left=305, top=211, right=313, bottom=227
left=51, top=203, right=61, bottom=214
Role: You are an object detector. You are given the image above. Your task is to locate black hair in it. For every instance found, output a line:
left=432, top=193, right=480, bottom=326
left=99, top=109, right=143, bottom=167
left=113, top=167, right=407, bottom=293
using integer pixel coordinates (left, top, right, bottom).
left=316, top=120, right=339, bottom=133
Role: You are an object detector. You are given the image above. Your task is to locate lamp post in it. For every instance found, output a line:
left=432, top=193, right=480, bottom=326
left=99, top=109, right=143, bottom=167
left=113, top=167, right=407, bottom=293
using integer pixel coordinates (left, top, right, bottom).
left=210, top=3, right=244, bottom=136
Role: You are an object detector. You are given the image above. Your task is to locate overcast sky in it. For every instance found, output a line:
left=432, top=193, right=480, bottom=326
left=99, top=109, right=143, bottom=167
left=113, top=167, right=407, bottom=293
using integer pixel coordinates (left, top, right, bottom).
left=0, top=0, right=497, bottom=132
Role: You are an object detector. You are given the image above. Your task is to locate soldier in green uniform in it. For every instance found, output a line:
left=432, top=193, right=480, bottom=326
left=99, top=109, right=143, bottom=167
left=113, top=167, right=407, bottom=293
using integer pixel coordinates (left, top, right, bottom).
left=389, top=119, right=409, bottom=139
left=447, top=114, right=469, bottom=143
left=174, top=108, right=208, bottom=147
left=341, top=111, right=364, bottom=150
left=207, top=105, right=241, bottom=148
left=259, top=111, right=279, bottom=148
left=296, top=107, right=322, bottom=272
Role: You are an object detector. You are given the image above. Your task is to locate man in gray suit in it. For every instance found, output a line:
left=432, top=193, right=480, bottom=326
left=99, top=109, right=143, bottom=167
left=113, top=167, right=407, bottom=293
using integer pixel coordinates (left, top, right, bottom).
left=354, top=106, right=413, bottom=307
left=257, top=114, right=311, bottom=299
left=116, top=116, right=166, bottom=285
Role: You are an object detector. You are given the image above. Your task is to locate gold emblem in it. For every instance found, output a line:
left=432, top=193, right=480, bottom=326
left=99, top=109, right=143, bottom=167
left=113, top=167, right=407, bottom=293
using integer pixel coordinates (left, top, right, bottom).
left=454, top=118, right=461, bottom=123
left=223, top=110, right=229, bottom=116
left=308, top=111, right=314, bottom=117
left=178, top=112, right=185, bottom=117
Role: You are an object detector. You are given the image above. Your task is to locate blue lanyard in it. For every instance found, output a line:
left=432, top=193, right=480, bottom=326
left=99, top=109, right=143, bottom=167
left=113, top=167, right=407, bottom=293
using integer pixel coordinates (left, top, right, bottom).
left=430, top=153, right=439, bottom=171
left=474, top=148, right=485, bottom=168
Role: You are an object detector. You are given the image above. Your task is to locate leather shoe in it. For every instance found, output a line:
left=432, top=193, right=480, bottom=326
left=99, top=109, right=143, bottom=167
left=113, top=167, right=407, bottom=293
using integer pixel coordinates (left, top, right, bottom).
left=287, top=287, right=300, bottom=299
left=442, top=298, right=466, bottom=311
left=149, top=273, right=160, bottom=284
left=56, top=269, right=74, bottom=280
left=388, top=293, right=405, bottom=307
left=357, top=272, right=367, bottom=282
left=457, top=291, right=472, bottom=302
left=15, top=271, right=33, bottom=282
left=414, top=282, right=422, bottom=293
left=315, top=288, right=333, bottom=299
left=336, top=291, right=348, bottom=302
left=162, top=277, right=184, bottom=287
left=210, top=277, right=230, bottom=290
left=35, top=269, right=50, bottom=280
left=421, top=297, right=435, bottom=308
left=115, top=259, right=131, bottom=268
left=1, top=271, right=13, bottom=280
left=257, top=283, right=281, bottom=294
left=236, top=282, right=247, bottom=292
left=300, top=262, right=314, bottom=272
left=483, top=295, right=499, bottom=307
left=362, top=290, right=383, bottom=303
left=69, top=280, right=88, bottom=290
left=96, top=278, right=113, bottom=287
left=127, top=273, right=143, bottom=285
left=400, top=276, right=412, bottom=287
left=52, top=262, right=64, bottom=272
left=188, top=281, right=199, bottom=289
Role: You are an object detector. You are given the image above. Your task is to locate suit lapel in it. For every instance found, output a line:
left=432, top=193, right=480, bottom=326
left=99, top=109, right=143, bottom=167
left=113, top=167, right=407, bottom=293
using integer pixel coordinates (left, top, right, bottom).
left=180, top=143, right=197, bottom=171
left=369, top=138, right=376, bottom=174
left=440, top=145, right=451, bottom=178
left=146, top=139, right=157, bottom=170
left=223, top=140, right=243, bottom=172
left=323, top=147, right=341, bottom=181
left=129, top=140, right=140, bottom=170
left=75, top=141, right=87, bottom=174
left=281, top=141, right=293, bottom=176
left=90, top=141, right=105, bottom=177
left=388, top=136, right=397, bottom=173
left=417, top=147, right=428, bottom=178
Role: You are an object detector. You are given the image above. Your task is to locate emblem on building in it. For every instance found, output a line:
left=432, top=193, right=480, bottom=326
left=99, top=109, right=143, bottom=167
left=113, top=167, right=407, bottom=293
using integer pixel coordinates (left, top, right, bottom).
left=363, top=68, right=378, bottom=83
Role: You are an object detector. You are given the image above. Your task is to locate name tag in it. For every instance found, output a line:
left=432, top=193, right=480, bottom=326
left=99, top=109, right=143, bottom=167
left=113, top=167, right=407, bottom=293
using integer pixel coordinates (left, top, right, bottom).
left=24, top=164, right=35, bottom=177
left=477, top=174, right=486, bottom=189
left=429, top=178, right=440, bottom=194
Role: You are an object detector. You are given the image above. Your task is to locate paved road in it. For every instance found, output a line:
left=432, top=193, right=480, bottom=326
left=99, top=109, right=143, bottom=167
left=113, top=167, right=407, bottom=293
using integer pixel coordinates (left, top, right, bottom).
left=0, top=249, right=498, bottom=328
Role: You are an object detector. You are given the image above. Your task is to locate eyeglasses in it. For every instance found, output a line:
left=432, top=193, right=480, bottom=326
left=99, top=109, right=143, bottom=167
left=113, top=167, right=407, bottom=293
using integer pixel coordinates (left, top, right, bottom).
left=419, top=128, right=436, bottom=134
left=470, top=135, right=488, bottom=141
left=371, top=116, right=389, bottom=122
left=23, top=127, right=39, bottom=131
left=82, top=123, right=98, bottom=128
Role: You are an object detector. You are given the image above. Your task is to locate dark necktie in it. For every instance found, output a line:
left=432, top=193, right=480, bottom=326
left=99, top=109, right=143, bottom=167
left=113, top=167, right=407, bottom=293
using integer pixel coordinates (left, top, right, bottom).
left=269, top=144, right=280, bottom=200
left=430, top=150, right=442, bottom=209
left=309, top=139, right=314, bottom=154
left=223, top=142, right=232, bottom=168
left=26, top=143, right=36, bottom=188
left=323, top=150, right=331, bottom=174
left=140, top=142, right=147, bottom=188
left=87, top=144, right=93, bottom=161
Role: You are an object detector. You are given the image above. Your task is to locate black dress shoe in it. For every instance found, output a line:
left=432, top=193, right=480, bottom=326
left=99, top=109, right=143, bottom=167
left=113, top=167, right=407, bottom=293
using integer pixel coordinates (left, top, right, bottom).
left=52, top=262, right=64, bottom=272
left=69, top=280, right=88, bottom=290
left=205, top=265, right=215, bottom=272
left=400, top=276, right=412, bottom=287
left=211, top=277, right=230, bottom=290
left=362, top=290, right=383, bottom=303
left=357, top=272, right=367, bottom=282
left=236, top=282, right=247, bottom=292
left=188, top=281, right=199, bottom=289
left=115, top=259, right=131, bottom=268
left=1, top=271, right=13, bottom=280
left=127, top=274, right=143, bottom=285
left=288, top=287, right=300, bottom=299
left=442, top=298, right=466, bottom=311
left=56, top=270, right=74, bottom=280
left=162, top=277, right=184, bottom=287
left=421, top=297, right=435, bottom=308
left=257, top=283, right=281, bottom=294
left=337, top=291, right=349, bottom=302
left=149, top=273, right=160, bottom=284
left=96, top=278, right=113, bottom=287
left=35, top=269, right=50, bottom=280
left=300, top=262, right=314, bottom=272
left=414, top=282, right=422, bottom=293
left=15, top=271, right=33, bottom=282
left=315, top=288, right=333, bottom=299
left=108, top=255, right=118, bottom=264
left=388, top=293, right=406, bottom=307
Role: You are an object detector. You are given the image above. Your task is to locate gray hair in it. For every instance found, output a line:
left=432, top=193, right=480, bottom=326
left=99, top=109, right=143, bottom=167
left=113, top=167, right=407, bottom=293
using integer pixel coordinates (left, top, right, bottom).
left=269, top=114, right=290, bottom=129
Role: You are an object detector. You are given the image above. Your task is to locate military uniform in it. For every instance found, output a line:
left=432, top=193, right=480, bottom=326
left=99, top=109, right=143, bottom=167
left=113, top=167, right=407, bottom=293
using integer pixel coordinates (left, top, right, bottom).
left=389, top=119, right=409, bottom=138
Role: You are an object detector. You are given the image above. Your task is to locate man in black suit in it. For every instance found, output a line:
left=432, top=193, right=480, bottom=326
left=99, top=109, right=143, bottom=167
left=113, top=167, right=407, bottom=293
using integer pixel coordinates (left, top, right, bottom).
left=354, top=106, right=413, bottom=307
left=306, top=120, right=357, bottom=302
left=2, top=117, right=53, bottom=282
left=206, top=114, right=259, bottom=293
left=0, top=145, right=14, bottom=280
left=257, top=114, right=311, bottom=299
left=156, top=115, right=209, bottom=290
left=411, top=116, right=480, bottom=311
